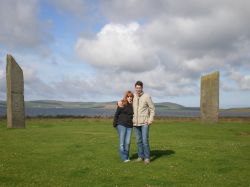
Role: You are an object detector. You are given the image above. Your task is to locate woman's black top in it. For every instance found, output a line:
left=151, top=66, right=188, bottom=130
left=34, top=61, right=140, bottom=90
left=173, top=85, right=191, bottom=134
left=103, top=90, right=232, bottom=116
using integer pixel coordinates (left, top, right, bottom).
left=113, top=103, right=133, bottom=128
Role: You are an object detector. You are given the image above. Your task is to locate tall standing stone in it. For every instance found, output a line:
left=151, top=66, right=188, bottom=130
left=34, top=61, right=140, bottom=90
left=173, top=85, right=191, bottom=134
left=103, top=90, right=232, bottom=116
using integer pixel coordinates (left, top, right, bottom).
left=6, top=54, right=25, bottom=128
left=200, top=71, right=219, bottom=124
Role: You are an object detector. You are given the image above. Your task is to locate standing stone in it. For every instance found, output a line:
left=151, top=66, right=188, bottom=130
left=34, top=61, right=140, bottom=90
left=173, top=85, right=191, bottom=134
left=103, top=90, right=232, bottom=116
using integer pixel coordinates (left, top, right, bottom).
left=6, top=54, right=25, bottom=128
left=200, top=71, right=219, bottom=124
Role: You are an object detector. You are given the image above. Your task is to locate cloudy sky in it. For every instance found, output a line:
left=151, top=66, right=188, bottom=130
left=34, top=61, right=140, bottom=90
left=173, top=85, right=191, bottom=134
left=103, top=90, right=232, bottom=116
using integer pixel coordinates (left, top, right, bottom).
left=0, top=0, right=250, bottom=108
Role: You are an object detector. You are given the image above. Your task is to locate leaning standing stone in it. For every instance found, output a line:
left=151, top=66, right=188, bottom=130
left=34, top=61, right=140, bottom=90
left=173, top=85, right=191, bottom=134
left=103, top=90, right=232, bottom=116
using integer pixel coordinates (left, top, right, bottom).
left=200, top=71, right=219, bottom=124
left=6, top=54, right=25, bottom=128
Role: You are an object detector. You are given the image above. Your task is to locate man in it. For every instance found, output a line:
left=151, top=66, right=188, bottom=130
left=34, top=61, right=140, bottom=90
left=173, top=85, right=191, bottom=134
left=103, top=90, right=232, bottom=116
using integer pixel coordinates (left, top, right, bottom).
left=133, top=81, right=155, bottom=164
left=118, top=81, right=155, bottom=164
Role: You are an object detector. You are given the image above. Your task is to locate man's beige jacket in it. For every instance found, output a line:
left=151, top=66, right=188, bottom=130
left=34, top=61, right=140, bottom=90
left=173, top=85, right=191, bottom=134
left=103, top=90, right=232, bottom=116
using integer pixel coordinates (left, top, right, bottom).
left=133, top=92, right=155, bottom=126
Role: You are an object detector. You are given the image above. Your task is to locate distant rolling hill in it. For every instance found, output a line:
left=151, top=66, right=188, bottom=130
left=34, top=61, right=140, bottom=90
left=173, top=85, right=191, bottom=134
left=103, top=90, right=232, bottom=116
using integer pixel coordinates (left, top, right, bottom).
left=24, top=100, right=118, bottom=109
left=1, top=100, right=249, bottom=112
left=155, top=102, right=184, bottom=109
left=0, top=100, right=185, bottom=110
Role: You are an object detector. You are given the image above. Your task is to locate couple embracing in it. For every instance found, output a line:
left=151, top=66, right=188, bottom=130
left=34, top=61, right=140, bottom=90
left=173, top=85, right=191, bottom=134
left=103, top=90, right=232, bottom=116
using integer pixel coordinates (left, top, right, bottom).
left=113, top=81, right=155, bottom=164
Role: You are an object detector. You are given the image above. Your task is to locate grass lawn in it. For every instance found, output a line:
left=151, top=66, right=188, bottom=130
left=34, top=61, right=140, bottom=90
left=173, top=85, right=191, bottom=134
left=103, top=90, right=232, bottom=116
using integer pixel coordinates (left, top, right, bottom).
left=0, top=118, right=250, bottom=187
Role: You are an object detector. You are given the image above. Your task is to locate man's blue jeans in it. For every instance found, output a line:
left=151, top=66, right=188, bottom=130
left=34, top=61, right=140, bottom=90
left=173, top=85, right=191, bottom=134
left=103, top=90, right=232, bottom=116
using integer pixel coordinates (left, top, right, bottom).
left=116, top=124, right=132, bottom=161
left=134, top=124, right=150, bottom=159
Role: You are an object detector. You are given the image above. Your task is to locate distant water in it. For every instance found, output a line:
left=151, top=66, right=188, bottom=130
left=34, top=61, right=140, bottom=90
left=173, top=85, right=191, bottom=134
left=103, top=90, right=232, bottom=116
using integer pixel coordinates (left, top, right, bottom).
left=0, top=107, right=249, bottom=117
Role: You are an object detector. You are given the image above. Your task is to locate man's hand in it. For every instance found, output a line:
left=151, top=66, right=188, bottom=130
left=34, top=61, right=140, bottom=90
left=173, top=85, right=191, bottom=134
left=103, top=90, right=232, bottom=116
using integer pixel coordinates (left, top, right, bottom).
left=146, top=121, right=152, bottom=125
left=117, top=100, right=123, bottom=107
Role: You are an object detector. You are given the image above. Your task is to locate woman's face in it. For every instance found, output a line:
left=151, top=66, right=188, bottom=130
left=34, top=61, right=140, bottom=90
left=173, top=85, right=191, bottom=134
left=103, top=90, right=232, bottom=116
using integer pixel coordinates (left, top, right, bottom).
left=127, top=96, right=133, bottom=103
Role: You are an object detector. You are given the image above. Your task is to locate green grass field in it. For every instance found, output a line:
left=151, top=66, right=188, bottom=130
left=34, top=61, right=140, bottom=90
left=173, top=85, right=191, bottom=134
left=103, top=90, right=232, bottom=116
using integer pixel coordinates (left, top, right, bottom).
left=0, top=118, right=250, bottom=187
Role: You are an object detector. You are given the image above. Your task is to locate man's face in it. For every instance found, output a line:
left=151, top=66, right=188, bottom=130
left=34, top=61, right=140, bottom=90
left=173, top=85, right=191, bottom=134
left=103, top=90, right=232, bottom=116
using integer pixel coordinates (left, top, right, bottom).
left=135, top=85, right=143, bottom=95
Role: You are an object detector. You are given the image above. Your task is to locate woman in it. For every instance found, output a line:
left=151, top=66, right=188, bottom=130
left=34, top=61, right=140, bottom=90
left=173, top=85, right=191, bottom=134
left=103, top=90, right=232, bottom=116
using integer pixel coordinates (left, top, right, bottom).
left=113, top=91, right=134, bottom=162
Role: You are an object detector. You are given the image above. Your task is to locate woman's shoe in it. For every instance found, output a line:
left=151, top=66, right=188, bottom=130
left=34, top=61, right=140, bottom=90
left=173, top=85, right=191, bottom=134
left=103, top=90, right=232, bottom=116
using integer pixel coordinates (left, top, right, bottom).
left=124, top=159, right=130, bottom=163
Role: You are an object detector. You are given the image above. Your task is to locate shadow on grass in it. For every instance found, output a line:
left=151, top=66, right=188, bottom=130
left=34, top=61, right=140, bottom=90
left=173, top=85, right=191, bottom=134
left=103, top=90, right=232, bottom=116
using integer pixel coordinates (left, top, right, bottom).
left=131, top=150, right=175, bottom=162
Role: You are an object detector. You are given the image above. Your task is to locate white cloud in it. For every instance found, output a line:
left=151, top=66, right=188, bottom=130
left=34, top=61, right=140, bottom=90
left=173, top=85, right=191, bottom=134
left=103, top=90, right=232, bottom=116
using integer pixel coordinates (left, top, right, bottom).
left=229, top=70, right=250, bottom=90
left=1, top=0, right=250, bottom=106
left=101, top=0, right=167, bottom=22
left=0, top=0, right=52, bottom=54
left=76, top=0, right=250, bottom=96
left=0, top=68, right=6, bottom=99
left=75, top=2, right=250, bottom=99
left=76, top=22, right=158, bottom=72
left=48, top=0, right=86, bottom=18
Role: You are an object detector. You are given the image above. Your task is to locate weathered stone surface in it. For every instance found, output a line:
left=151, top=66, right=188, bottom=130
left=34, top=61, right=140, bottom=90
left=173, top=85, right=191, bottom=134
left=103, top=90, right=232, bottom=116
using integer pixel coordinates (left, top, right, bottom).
left=6, top=54, right=25, bottom=128
left=200, top=71, right=219, bottom=124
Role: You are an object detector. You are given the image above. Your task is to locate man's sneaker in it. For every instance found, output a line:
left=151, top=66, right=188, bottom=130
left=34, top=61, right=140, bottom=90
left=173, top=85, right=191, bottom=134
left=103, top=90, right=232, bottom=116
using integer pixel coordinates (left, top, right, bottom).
left=144, top=158, right=150, bottom=164
left=124, top=159, right=130, bottom=163
left=135, top=157, right=143, bottom=162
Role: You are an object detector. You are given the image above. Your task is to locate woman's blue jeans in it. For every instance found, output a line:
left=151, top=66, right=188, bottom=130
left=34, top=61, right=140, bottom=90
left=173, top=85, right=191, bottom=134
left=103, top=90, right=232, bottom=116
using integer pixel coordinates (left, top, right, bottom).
left=116, top=124, right=132, bottom=161
left=134, top=124, right=150, bottom=159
